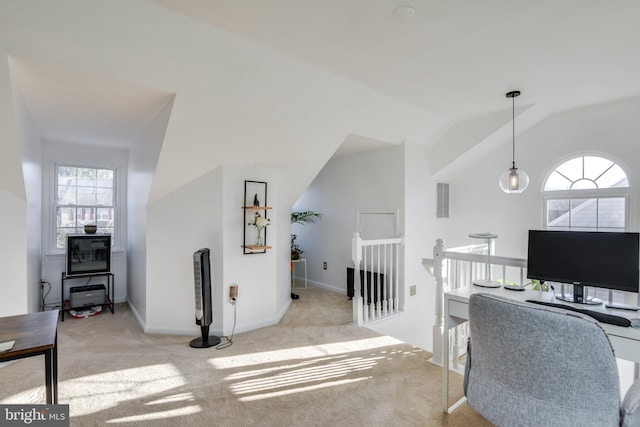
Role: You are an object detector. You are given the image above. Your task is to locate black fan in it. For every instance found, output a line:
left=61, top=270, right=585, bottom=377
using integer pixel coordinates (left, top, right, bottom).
left=190, top=248, right=220, bottom=348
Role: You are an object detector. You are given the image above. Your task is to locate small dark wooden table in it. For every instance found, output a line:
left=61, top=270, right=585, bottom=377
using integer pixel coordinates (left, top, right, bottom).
left=0, top=310, right=59, bottom=404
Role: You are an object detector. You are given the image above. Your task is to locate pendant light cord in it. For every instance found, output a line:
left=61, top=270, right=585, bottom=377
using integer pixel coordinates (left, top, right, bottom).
left=511, top=93, right=516, bottom=169
left=506, top=90, right=520, bottom=170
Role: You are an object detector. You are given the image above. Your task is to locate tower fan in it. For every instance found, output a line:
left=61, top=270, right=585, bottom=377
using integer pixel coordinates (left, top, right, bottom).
left=190, top=248, right=221, bottom=348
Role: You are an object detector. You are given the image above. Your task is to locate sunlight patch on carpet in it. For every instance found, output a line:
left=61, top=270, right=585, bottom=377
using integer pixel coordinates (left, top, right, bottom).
left=237, top=377, right=370, bottom=402
left=209, top=335, right=404, bottom=369
left=62, top=363, right=186, bottom=416
left=105, top=405, right=201, bottom=423
left=210, top=336, right=407, bottom=401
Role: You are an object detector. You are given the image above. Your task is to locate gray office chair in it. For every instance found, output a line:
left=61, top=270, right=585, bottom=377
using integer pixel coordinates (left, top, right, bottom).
left=464, top=293, right=640, bottom=427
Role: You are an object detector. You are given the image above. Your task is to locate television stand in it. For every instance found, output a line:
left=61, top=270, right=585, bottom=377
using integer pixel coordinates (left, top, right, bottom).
left=555, top=284, right=602, bottom=305
left=60, top=272, right=115, bottom=321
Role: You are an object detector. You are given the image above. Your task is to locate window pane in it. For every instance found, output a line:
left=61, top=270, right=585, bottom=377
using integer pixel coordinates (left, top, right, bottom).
left=57, top=228, right=76, bottom=249
left=598, top=198, right=625, bottom=230
left=97, top=169, right=114, bottom=188
left=77, top=186, right=97, bottom=205
left=544, top=171, right=572, bottom=191
left=547, top=199, right=570, bottom=226
left=57, top=185, right=76, bottom=205
left=96, top=208, right=114, bottom=229
left=584, top=156, right=613, bottom=181
left=58, top=166, right=76, bottom=182
left=79, top=207, right=97, bottom=224
left=77, top=168, right=96, bottom=187
left=555, top=157, right=583, bottom=182
left=570, top=198, right=597, bottom=228
left=96, top=188, right=113, bottom=205
left=57, top=207, right=76, bottom=227
left=596, top=164, right=629, bottom=188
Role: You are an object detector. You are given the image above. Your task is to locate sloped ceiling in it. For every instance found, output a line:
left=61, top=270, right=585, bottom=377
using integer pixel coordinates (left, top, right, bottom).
left=8, top=57, right=174, bottom=148
left=4, top=0, right=640, bottom=195
left=153, top=0, right=640, bottom=120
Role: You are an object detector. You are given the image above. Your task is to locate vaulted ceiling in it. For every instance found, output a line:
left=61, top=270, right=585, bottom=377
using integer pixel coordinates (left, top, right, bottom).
left=4, top=0, right=640, bottom=196
left=153, top=0, right=640, bottom=121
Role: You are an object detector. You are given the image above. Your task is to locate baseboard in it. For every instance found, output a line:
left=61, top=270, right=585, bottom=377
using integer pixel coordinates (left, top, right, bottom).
left=305, top=279, right=346, bottom=295
left=126, top=298, right=146, bottom=331
left=140, top=298, right=294, bottom=336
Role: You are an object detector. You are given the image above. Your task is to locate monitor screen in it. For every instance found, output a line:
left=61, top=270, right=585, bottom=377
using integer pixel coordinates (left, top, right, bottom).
left=527, top=230, right=639, bottom=293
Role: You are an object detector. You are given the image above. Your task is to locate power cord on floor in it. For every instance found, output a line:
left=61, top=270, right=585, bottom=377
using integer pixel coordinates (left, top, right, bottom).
left=40, top=281, right=61, bottom=311
left=216, top=299, right=237, bottom=350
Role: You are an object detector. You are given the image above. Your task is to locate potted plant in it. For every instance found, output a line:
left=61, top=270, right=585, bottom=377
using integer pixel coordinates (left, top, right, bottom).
left=291, top=234, right=303, bottom=260
left=290, top=210, right=322, bottom=260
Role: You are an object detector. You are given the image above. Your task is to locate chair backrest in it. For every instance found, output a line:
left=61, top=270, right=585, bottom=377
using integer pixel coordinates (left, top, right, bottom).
left=465, top=293, right=621, bottom=427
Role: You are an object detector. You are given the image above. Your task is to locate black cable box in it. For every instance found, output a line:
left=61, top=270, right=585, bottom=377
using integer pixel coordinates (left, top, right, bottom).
left=70, top=284, right=106, bottom=307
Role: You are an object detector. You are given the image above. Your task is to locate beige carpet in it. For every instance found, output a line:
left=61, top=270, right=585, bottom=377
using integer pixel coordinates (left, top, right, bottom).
left=0, top=287, right=490, bottom=426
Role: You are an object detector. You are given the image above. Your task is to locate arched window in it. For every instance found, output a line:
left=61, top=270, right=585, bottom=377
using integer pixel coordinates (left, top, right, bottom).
left=543, top=155, right=630, bottom=232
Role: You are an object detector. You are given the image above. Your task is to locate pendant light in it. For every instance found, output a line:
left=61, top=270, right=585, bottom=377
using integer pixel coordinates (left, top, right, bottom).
left=499, top=90, right=529, bottom=193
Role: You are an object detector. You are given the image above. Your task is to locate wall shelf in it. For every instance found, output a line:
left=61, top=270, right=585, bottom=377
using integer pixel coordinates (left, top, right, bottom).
left=243, top=180, right=271, bottom=254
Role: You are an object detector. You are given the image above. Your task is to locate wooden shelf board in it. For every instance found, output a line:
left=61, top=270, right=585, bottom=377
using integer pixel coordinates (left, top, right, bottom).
left=242, top=245, right=273, bottom=250
left=242, top=206, right=272, bottom=210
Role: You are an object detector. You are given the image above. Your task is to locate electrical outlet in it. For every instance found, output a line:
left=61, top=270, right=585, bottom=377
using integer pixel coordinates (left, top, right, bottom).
left=229, top=285, right=238, bottom=303
left=323, top=261, right=327, bottom=270
left=410, top=285, right=417, bottom=296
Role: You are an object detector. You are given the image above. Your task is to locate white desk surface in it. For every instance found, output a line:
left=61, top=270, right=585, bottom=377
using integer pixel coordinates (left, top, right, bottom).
left=442, top=285, right=640, bottom=413
left=445, top=285, right=640, bottom=343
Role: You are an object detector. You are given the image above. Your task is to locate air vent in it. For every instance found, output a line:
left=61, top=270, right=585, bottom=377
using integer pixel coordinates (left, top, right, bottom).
left=436, top=183, right=449, bottom=218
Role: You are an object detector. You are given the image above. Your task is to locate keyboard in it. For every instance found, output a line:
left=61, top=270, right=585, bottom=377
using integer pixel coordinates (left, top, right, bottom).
left=525, top=300, right=631, bottom=327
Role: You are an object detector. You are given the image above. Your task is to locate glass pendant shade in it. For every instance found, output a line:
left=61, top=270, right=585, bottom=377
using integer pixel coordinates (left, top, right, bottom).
left=499, top=166, right=529, bottom=193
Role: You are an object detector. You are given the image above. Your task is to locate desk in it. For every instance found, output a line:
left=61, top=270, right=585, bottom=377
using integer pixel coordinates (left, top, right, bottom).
left=443, top=285, right=640, bottom=413
left=0, top=310, right=59, bottom=404
left=291, top=258, right=307, bottom=289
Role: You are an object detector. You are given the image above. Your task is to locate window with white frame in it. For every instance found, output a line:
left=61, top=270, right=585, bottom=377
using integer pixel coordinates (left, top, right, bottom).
left=55, top=165, right=116, bottom=249
left=543, top=155, right=629, bottom=232
left=542, top=155, right=631, bottom=302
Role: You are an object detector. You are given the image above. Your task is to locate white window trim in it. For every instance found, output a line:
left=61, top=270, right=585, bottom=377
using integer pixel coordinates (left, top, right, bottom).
left=542, top=189, right=631, bottom=232
left=47, top=161, right=124, bottom=254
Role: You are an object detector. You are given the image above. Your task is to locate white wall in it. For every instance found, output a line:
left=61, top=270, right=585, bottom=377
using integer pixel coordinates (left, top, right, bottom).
left=292, top=145, right=405, bottom=294
left=221, top=167, right=287, bottom=335
left=439, top=96, right=640, bottom=257
left=145, top=164, right=288, bottom=337
left=0, top=59, right=28, bottom=316
left=40, top=141, right=128, bottom=307
left=368, top=142, right=437, bottom=351
left=10, top=67, right=43, bottom=314
left=145, top=167, right=224, bottom=336
left=0, top=190, right=27, bottom=316
left=127, top=97, right=173, bottom=326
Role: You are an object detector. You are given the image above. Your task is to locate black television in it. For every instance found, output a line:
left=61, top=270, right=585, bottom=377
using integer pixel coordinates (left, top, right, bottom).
left=66, top=234, right=112, bottom=277
left=527, top=230, right=639, bottom=304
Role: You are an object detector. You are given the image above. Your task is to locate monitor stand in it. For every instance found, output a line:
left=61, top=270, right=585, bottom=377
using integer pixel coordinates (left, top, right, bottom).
left=555, top=284, right=602, bottom=305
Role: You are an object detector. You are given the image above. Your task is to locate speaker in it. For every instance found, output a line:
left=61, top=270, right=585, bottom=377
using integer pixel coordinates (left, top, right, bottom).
left=190, top=248, right=221, bottom=348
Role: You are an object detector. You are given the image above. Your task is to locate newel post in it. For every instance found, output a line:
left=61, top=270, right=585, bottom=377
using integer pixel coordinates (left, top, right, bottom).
left=432, top=239, right=445, bottom=364
left=352, top=232, right=364, bottom=325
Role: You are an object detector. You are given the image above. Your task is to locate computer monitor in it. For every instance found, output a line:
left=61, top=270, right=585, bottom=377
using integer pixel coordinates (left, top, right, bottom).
left=527, top=230, right=639, bottom=304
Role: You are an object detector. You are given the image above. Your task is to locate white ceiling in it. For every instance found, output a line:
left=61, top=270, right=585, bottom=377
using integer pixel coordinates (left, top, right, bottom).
left=9, top=57, right=174, bottom=148
left=8, top=1, right=640, bottom=160
left=153, top=0, right=640, bottom=121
